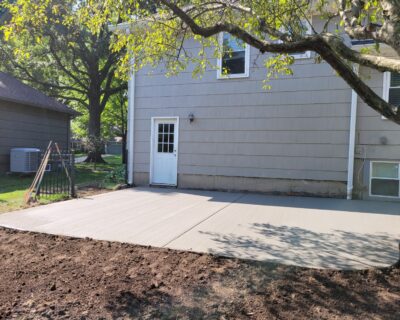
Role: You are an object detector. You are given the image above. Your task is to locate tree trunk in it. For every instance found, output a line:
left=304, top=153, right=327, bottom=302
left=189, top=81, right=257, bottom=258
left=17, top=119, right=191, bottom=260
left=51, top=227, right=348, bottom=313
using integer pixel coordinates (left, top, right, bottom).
left=121, top=132, right=127, bottom=164
left=84, top=151, right=105, bottom=163
left=84, top=96, right=106, bottom=164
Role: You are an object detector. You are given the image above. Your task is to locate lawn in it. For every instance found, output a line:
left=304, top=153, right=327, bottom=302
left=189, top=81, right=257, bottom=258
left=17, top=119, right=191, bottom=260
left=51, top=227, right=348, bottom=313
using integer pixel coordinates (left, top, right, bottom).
left=0, top=227, right=399, bottom=319
left=0, top=155, right=124, bottom=214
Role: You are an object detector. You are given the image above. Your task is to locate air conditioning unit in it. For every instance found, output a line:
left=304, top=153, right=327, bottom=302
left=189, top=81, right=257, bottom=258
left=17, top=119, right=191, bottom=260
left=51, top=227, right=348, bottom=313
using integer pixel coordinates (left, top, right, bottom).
left=10, top=148, right=41, bottom=173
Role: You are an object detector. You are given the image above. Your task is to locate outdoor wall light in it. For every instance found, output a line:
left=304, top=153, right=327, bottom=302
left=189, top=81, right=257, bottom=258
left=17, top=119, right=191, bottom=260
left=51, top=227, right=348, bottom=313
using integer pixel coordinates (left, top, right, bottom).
left=188, top=113, right=195, bottom=123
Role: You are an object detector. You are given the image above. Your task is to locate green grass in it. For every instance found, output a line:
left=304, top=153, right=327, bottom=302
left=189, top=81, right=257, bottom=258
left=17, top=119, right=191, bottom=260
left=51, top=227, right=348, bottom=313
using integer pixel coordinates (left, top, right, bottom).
left=74, top=153, right=86, bottom=158
left=75, top=155, right=124, bottom=189
left=0, top=155, right=124, bottom=214
left=0, top=174, right=32, bottom=213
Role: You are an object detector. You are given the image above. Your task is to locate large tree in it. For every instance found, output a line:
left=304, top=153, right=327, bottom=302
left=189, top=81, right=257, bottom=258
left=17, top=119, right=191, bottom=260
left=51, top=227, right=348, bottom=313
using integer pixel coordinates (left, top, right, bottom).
left=86, top=0, right=400, bottom=124
left=102, top=89, right=128, bottom=164
left=72, top=88, right=128, bottom=163
left=0, top=0, right=126, bottom=162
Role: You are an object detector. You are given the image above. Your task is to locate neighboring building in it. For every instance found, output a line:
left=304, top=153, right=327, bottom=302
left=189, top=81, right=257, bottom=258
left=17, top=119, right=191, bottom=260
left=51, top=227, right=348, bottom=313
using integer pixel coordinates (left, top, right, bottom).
left=0, top=72, right=78, bottom=172
left=105, top=140, right=123, bottom=155
left=120, top=21, right=400, bottom=202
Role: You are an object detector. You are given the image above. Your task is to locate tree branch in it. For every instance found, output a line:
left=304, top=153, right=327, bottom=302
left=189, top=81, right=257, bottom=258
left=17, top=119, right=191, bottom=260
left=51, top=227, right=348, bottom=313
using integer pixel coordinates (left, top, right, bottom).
left=0, top=47, right=87, bottom=95
left=322, top=33, right=400, bottom=73
left=316, top=38, right=399, bottom=122
left=51, top=94, right=89, bottom=108
left=48, top=35, right=88, bottom=90
left=157, top=0, right=400, bottom=124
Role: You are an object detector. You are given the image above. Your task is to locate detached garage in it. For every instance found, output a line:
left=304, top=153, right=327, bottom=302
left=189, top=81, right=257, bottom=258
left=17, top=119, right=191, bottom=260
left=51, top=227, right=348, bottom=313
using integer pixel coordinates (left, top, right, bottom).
left=0, top=72, right=78, bottom=172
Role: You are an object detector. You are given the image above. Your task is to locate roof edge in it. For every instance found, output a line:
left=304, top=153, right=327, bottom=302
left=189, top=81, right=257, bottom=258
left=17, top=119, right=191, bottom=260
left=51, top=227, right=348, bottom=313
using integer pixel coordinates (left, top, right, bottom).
left=0, top=96, right=80, bottom=116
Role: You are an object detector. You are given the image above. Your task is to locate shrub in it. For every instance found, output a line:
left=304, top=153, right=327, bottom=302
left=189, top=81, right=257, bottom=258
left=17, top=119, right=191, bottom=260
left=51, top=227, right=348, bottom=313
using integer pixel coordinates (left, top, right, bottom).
left=105, top=165, right=126, bottom=184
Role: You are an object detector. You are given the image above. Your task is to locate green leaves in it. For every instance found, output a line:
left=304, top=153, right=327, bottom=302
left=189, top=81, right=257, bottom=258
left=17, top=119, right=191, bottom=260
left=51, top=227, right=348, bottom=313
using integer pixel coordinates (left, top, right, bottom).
left=2, top=0, right=398, bottom=123
left=106, top=1, right=321, bottom=82
left=0, top=0, right=127, bottom=142
left=263, top=54, right=294, bottom=89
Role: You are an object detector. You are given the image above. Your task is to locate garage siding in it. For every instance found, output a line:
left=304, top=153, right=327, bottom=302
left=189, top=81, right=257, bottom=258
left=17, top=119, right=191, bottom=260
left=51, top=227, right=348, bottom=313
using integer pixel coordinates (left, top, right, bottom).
left=0, top=100, right=70, bottom=172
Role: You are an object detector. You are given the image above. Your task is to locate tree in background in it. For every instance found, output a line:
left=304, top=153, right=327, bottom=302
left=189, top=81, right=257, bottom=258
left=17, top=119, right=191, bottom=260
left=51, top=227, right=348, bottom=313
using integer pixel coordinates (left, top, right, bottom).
left=0, top=0, right=126, bottom=163
left=87, top=0, right=400, bottom=124
left=102, top=90, right=128, bottom=164
left=72, top=89, right=127, bottom=163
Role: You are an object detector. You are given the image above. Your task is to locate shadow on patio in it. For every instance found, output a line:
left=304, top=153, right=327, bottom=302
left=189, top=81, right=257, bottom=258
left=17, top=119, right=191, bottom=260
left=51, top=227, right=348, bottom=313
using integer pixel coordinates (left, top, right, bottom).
left=199, top=223, right=399, bottom=269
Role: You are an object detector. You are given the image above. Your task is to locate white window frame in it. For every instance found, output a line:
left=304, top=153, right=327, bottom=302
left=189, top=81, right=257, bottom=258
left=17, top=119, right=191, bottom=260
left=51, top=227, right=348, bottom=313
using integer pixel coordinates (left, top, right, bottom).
left=277, top=19, right=312, bottom=60
left=217, top=32, right=250, bottom=79
left=382, top=71, right=399, bottom=119
left=291, top=20, right=312, bottom=59
left=369, top=161, right=400, bottom=198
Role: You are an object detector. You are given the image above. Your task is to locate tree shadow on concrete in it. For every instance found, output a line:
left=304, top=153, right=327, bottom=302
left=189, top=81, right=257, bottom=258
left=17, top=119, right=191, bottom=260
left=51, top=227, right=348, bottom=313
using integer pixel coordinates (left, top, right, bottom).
left=200, top=224, right=399, bottom=269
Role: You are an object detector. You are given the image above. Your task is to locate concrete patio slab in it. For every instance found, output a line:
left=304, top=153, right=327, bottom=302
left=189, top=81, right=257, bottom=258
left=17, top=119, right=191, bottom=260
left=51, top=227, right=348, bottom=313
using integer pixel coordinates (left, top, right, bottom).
left=0, top=187, right=399, bottom=270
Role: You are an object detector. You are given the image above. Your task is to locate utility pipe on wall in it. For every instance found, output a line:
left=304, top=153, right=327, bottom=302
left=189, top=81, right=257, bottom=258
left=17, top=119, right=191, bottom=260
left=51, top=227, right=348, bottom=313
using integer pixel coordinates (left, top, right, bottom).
left=108, top=24, right=136, bottom=185
left=127, top=57, right=135, bottom=185
left=346, top=65, right=359, bottom=200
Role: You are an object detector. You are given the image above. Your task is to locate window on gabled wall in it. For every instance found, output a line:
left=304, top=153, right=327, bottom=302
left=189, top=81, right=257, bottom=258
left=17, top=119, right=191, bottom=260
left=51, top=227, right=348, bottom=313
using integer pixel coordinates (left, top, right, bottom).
left=217, top=32, right=250, bottom=79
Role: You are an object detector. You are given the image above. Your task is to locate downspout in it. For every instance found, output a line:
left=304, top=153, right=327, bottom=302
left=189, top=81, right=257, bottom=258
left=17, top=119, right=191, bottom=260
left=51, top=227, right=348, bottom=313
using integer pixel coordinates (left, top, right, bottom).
left=346, top=65, right=359, bottom=200
left=127, top=57, right=135, bottom=185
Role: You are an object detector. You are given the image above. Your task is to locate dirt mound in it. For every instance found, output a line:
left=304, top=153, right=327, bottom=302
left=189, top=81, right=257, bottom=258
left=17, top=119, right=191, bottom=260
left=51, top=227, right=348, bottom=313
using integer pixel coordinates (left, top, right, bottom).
left=0, top=227, right=399, bottom=319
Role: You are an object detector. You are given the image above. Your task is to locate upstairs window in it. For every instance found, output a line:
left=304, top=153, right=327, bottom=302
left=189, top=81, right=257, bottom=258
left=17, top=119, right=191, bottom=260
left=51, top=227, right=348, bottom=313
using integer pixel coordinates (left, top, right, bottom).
left=289, top=20, right=312, bottom=59
left=277, top=20, right=312, bottom=59
left=382, top=72, right=400, bottom=119
left=370, top=161, right=400, bottom=198
left=383, top=72, right=400, bottom=107
left=217, top=32, right=250, bottom=79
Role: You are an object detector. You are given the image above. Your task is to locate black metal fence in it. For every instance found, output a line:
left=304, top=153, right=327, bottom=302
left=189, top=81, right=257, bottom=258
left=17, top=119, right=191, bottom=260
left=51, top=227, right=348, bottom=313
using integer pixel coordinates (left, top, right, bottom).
left=36, top=151, right=75, bottom=198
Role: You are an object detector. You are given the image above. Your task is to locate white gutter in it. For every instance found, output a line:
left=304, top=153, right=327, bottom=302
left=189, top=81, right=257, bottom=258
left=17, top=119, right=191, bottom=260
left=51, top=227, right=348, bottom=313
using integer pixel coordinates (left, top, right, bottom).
left=346, top=64, right=359, bottom=200
left=127, top=58, right=135, bottom=185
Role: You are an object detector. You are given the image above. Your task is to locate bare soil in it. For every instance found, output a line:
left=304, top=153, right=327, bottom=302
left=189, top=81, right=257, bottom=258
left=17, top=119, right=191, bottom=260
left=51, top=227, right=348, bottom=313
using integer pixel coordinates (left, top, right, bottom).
left=75, top=186, right=114, bottom=198
left=0, top=227, right=399, bottom=320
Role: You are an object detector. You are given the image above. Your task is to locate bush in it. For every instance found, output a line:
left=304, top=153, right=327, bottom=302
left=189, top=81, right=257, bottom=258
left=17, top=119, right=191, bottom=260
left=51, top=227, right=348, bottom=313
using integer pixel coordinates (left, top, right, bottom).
left=105, top=165, right=126, bottom=184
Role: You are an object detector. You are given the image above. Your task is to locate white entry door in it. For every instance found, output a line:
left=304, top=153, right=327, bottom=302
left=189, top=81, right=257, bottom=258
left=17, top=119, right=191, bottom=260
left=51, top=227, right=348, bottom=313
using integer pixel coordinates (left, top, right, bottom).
left=151, top=117, right=179, bottom=186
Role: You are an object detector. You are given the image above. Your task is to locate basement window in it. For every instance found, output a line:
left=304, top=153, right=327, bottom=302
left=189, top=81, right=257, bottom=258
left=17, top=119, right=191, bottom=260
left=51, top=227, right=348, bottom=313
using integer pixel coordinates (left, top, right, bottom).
left=370, top=161, right=400, bottom=198
left=217, top=32, right=250, bottom=79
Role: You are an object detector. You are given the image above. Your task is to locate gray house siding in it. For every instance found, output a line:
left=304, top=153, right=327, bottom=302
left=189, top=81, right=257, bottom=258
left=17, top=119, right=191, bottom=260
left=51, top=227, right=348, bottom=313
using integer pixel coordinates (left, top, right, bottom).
left=132, top=39, right=352, bottom=196
left=0, top=100, right=70, bottom=172
left=353, top=67, right=400, bottom=201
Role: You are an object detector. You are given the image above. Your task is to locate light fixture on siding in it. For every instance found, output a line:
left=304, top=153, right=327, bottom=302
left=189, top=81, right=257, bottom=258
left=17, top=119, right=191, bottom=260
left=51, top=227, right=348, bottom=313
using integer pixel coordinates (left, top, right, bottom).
left=379, top=136, right=388, bottom=145
left=188, top=113, right=195, bottom=123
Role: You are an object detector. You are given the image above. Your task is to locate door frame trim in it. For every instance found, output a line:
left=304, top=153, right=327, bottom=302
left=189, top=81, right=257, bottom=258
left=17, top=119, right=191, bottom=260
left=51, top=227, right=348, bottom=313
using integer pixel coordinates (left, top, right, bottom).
left=149, top=116, right=179, bottom=186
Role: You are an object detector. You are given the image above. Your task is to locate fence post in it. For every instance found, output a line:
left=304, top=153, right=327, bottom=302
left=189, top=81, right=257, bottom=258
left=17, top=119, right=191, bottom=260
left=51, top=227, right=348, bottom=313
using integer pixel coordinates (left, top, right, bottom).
left=70, top=153, right=76, bottom=198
